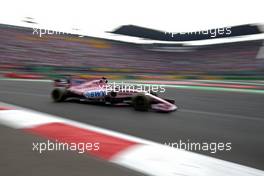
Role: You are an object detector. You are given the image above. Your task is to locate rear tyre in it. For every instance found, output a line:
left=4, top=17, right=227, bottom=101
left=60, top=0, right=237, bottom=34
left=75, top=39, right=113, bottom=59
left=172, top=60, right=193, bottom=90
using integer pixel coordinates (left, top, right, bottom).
left=132, top=94, right=150, bottom=111
left=51, top=88, right=68, bottom=102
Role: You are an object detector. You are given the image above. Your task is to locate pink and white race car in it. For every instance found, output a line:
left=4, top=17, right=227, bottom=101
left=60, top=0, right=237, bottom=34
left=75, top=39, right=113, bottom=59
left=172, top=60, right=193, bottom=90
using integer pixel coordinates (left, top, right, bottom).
left=51, top=77, right=177, bottom=112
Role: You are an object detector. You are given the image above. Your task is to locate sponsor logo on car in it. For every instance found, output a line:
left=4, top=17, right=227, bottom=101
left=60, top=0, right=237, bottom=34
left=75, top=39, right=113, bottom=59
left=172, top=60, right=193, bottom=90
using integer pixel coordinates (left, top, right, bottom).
left=84, top=90, right=106, bottom=98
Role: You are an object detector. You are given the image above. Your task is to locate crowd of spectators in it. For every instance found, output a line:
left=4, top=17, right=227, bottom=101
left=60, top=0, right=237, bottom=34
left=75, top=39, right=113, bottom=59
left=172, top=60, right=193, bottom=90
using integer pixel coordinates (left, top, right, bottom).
left=0, top=24, right=263, bottom=76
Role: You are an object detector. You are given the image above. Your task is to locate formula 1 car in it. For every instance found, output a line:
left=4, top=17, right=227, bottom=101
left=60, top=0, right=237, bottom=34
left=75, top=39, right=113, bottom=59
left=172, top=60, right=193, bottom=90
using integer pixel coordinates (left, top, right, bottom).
left=51, top=77, right=177, bottom=112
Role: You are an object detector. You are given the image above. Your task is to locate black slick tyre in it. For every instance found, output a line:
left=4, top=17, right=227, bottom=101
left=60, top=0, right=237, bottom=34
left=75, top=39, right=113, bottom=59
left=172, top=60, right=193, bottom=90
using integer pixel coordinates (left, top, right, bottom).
left=132, top=93, right=150, bottom=111
left=51, top=88, right=68, bottom=102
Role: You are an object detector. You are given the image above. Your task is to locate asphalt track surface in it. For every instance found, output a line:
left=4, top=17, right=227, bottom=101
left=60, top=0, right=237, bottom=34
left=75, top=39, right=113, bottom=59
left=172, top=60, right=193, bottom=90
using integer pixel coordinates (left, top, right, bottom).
left=0, top=79, right=264, bottom=174
left=0, top=125, right=143, bottom=176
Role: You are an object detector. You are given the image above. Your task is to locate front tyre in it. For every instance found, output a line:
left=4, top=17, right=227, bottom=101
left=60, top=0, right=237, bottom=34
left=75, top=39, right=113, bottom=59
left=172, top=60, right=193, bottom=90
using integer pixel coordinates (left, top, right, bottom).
left=51, top=88, right=68, bottom=102
left=132, top=94, right=150, bottom=111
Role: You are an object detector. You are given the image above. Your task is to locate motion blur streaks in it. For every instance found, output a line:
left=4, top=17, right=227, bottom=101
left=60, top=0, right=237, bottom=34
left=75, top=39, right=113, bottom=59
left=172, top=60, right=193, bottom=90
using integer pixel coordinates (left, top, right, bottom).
left=0, top=24, right=263, bottom=76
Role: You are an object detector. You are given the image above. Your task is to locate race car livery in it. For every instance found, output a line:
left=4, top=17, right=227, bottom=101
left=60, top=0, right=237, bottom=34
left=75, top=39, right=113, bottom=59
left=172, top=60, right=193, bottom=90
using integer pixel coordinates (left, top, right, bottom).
left=51, top=77, right=177, bottom=112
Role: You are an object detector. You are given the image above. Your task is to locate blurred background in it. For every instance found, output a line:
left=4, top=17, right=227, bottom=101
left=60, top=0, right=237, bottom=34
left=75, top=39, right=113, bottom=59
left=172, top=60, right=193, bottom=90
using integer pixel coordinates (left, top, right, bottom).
left=0, top=23, right=264, bottom=80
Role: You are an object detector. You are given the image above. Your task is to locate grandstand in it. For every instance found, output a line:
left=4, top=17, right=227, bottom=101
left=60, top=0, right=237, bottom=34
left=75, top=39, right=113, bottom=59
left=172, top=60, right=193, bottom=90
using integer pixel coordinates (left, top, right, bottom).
left=0, top=24, right=263, bottom=76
